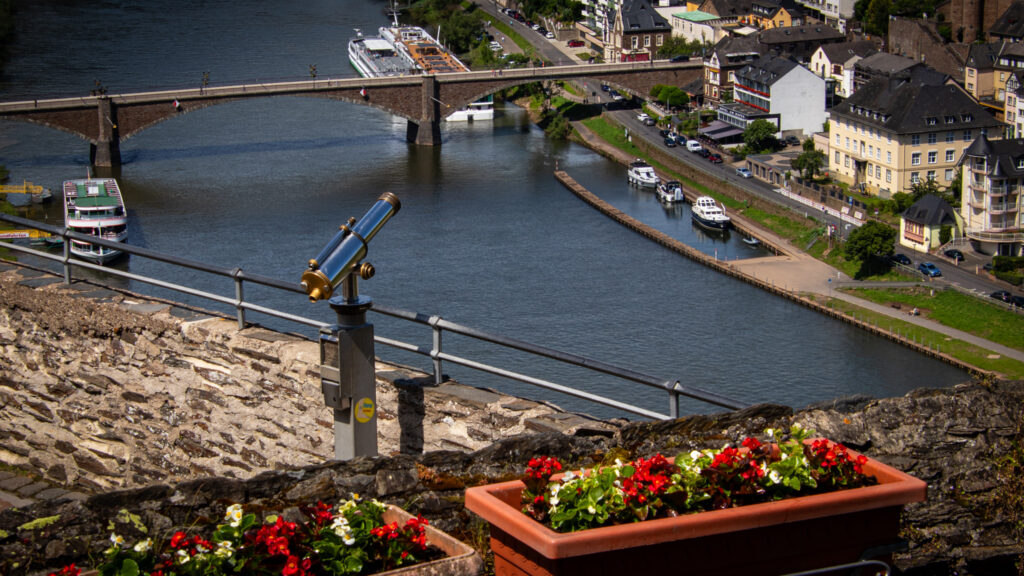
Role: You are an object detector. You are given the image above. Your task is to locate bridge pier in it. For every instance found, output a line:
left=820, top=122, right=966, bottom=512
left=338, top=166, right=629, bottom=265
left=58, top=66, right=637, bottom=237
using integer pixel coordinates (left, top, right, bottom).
left=406, top=76, right=441, bottom=146
left=90, top=98, right=121, bottom=167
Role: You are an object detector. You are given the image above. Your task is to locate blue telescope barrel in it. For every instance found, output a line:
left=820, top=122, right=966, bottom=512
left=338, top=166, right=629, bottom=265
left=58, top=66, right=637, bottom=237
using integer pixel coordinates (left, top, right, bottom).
left=301, top=192, right=401, bottom=302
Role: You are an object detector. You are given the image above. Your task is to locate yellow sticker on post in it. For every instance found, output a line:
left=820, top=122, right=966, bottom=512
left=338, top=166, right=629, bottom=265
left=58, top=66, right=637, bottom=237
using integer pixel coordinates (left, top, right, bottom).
left=355, top=397, right=375, bottom=423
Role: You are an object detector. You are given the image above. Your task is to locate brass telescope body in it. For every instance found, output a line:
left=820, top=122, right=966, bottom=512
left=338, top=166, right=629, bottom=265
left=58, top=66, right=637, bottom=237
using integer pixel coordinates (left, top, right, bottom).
left=301, top=192, right=401, bottom=302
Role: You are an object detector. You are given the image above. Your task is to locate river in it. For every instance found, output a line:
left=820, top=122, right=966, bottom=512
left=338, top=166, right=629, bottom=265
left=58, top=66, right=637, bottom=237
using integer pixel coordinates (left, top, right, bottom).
left=0, top=0, right=966, bottom=419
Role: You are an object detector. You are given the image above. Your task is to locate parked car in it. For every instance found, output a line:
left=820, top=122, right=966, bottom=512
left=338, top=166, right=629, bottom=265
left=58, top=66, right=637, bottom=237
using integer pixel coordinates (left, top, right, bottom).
left=698, top=148, right=711, bottom=158
left=785, top=135, right=801, bottom=147
left=686, top=140, right=703, bottom=153
left=983, top=261, right=994, bottom=272
left=707, top=153, right=723, bottom=164
left=890, top=253, right=912, bottom=266
left=642, top=117, right=656, bottom=126
left=610, top=90, right=624, bottom=101
left=736, top=167, right=752, bottom=178
left=600, top=84, right=610, bottom=92
left=659, top=128, right=672, bottom=138
left=944, top=248, right=964, bottom=261
left=545, top=31, right=555, bottom=39
left=990, top=290, right=1013, bottom=303
left=1012, top=295, right=1024, bottom=308
left=567, top=39, right=585, bottom=48
left=664, top=136, right=677, bottom=147
left=637, top=112, right=650, bottom=122
left=669, top=55, right=689, bottom=62
left=918, top=262, right=942, bottom=277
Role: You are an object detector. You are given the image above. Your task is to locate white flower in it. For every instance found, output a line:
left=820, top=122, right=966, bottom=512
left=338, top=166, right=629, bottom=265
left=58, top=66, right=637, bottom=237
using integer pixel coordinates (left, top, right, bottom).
left=215, top=540, right=234, bottom=558
left=765, top=428, right=775, bottom=440
left=587, top=506, right=596, bottom=514
left=224, top=503, right=244, bottom=527
left=562, top=471, right=576, bottom=482
left=769, top=469, right=783, bottom=484
left=109, top=533, right=125, bottom=547
left=690, top=450, right=703, bottom=461
left=176, top=548, right=191, bottom=564
left=133, top=538, right=152, bottom=553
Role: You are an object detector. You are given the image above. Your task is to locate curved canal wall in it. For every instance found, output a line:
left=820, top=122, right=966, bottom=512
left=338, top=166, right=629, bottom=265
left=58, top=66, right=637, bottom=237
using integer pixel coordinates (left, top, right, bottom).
left=554, top=170, right=983, bottom=377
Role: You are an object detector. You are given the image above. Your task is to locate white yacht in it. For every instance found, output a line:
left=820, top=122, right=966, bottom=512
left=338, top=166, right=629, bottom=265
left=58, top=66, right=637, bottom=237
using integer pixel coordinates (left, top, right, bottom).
left=62, top=177, right=128, bottom=263
left=656, top=180, right=684, bottom=204
left=690, top=196, right=731, bottom=231
left=627, top=159, right=658, bottom=188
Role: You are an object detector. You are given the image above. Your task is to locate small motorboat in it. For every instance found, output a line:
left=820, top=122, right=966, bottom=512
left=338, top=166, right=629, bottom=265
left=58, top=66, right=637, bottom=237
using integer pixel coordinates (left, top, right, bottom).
left=656, top=180, right=684, bottom=204
left=743, top=236, right=761, bottom=247
left=627, top=159, right=659, bottom=188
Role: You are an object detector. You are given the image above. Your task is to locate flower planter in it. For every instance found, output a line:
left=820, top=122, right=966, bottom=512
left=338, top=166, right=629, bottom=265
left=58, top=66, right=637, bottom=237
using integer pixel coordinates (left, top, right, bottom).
left=379, top=506, right=484, bottom=576
left=77, top=505, right=482, bottom=576
left=465, top=446, right=926, bottom=576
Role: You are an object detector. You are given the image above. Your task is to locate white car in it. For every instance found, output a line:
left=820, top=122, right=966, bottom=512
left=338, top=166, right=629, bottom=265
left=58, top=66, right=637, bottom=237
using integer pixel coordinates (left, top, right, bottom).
left=685, top=140, right=703, bottom=153
left=636, top=112, right=650, bottom=122
left=545, top=31, right=555, bottom=39
left=736, top=167, right=753, bottom=178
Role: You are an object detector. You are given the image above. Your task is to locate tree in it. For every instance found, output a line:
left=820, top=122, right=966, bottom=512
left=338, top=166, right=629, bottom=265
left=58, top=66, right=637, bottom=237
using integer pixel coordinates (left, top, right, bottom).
left=864, top=0, right=891, bottom=36
left=657, top=86, right=689, bottom=110
left=743, top=119, right=779, bottom=153
left=844, top=220, right=897, bottom=262
left=791, top=148, right=825, bottom=179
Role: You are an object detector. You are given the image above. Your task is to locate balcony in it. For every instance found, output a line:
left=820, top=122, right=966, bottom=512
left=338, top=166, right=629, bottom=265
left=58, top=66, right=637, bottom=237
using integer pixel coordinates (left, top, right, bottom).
left=989, top=203, right=1019, bottom=214
left=966, top=226, right=1024, bottom=242
left=988, top=184, right=1015, bottom=196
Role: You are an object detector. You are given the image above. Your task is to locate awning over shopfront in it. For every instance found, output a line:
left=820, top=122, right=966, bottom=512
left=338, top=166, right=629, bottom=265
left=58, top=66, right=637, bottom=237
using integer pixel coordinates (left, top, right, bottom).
left=698, top=120, right=744, bottom=140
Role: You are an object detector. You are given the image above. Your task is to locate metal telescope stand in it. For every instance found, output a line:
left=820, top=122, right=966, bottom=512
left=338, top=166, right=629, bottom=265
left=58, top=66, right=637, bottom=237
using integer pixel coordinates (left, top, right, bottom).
left=319, top=273, right=377, bottom=460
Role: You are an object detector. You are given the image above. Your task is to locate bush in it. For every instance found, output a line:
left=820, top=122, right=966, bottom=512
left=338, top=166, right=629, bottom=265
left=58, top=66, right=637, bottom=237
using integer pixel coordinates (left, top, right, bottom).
left=993, top=256, right=1024, bottom=286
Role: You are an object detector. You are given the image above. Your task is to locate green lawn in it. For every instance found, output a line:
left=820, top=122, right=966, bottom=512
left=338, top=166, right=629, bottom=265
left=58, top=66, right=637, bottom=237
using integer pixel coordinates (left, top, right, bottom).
left=816, top=294, right=1024, bottom=379
left=844, top=287, right=1024, bottom=352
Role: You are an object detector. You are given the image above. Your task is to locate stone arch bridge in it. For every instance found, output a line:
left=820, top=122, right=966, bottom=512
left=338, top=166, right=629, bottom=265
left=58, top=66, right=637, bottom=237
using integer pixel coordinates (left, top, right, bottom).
left=0, top=60, right=700, bottom=167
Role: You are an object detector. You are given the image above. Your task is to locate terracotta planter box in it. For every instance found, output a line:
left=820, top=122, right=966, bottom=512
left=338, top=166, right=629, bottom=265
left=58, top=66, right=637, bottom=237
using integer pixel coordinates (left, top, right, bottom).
left=465, top=447, right=926, bottom=576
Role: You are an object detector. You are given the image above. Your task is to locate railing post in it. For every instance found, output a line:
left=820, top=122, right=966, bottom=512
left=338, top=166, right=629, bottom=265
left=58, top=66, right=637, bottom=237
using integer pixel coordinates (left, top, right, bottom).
left=429, top=315, right=443, bottom=385
left=61, top=232, right=71, bottom=285
left=232, top=268, right=245, bottom=329
left=668, top=380, right=679, bottom=419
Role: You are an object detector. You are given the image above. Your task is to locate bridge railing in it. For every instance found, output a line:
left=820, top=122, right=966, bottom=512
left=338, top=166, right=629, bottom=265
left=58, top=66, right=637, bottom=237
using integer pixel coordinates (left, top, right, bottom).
left=0, top=213, right=747, bottom=420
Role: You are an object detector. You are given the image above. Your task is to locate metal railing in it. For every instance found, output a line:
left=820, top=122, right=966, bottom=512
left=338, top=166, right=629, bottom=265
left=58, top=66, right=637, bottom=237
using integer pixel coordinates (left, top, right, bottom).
left=0, top=213, right=747, bottom=420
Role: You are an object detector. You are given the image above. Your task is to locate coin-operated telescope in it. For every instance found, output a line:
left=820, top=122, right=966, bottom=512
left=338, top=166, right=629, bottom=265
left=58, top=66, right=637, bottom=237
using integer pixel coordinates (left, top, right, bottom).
left=302, top=193, right=400, bottom=460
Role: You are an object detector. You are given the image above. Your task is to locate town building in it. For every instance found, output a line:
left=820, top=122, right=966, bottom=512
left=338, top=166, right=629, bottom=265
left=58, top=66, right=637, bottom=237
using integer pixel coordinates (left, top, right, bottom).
left=829, top=69, right=1003, bottom=198
left=670, top=10, right=724, bottom=44
left=958, top=135, right=1024, bottom=256
left=989, top=1, right=1024, bottom=42
left=852, top=52, right=926, bottom=94
left=703, top=35, right=764, bottom=105
left=1004, top=70, right=1024, bottom=136
left=748, top=0, right=805, bottom=29
left=608, top=0, right=672, bottom=62
left=757, top=24, right=845, bottom=63
left=716, top=55, right=826, bottom=137
left=964, top=41, right=1024, bottom=121
left=899, top=194, right=963, bottom=253
left=809, top=40, right=877, bottom=98
left=939, top=0, right=1016, bottom=43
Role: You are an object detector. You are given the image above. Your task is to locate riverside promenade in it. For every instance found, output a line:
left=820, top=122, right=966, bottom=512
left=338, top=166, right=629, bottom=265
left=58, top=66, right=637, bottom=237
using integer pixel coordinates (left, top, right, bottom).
left=567, top=120, right=1024, bottom=367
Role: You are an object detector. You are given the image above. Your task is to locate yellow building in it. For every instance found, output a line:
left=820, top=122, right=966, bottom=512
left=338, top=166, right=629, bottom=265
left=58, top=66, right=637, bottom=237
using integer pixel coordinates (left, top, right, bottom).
left=964, top=41, right=1024, bottom=123
left=829, top=71, right=1004, bottom=198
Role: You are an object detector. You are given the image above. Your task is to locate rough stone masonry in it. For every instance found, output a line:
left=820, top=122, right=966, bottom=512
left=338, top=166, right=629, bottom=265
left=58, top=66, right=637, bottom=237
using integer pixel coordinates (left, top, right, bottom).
left=0, top=262, right=1023, bottom=575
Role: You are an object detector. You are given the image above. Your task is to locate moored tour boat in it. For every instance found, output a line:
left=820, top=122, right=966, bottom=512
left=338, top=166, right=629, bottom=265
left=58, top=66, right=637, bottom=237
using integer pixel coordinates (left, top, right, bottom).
left=627, top=159, right=659, bottom=188
left=691, top=196, right=731, bottom=231
left=656, top=180, right=684, bottom=204
left=63, top=177, right=128, bottom=263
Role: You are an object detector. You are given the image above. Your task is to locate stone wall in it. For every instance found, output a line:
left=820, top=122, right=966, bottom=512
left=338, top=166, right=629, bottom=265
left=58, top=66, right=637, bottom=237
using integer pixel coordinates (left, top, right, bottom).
left=1, top=380, right=1022, bottom=575
left=887, top=18, right=968, bottom=81
left=0, top=263, right=612, bottom=493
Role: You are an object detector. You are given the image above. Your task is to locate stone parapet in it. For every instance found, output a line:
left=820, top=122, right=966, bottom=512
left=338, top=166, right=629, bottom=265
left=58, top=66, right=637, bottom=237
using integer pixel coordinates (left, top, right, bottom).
left=0, top=262, right=614, bottom=493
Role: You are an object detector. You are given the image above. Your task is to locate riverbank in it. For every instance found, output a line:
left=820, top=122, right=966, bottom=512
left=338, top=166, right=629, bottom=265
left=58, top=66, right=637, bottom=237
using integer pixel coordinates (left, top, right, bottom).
left=565, top=114, right=1024, bottom=378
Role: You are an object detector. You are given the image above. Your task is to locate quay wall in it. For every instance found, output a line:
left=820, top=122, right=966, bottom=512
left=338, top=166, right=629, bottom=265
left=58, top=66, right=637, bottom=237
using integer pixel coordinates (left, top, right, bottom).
left=554, top=171, right=982, bottom=376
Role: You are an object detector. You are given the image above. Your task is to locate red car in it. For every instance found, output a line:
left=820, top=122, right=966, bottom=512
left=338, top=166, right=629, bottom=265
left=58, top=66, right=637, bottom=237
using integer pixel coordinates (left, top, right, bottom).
left=567, top=39, right=585, bottom=48
left=707, top=153, right=723, bottom=164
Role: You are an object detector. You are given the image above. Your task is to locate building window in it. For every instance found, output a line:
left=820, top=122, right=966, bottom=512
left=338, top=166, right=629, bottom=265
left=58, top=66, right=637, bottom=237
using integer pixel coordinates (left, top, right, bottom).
left=869, top=145, right=874, bottom=156
left=886, top=169, right=892, bottom=182
left=963, top=113, right=973, bottom=122
left=945, top=149, right=955, bottom=162
left=945, top=115, right=955, bottom=124
left=912, top=152, right=921, bottom=165
left=946, top=131, right=955, bottom=142
left=911, top=172, right=920, bottom=183
left=644, top=35, right=651, bottom=47
left=835, top=151, right=840, bottom=163
left=656, top=34, right=664, bottom=46
left=968, top=69, right=976, bottom=77
left=945, top=169, right=954, bottom=180
left=845, top=137, right=850, bottom=148
left=911, top=134, right=920, bottom=145
left=876, top=148, right=881, bottom=160
left=631, top=36, right=639, bottom=49
left=926, top=117, right=937, bottom=125
left=927, top=170, right=936, bottom=180
left=887, top=150, right=892, bottom=163
left=928, top=133, right=937, bottom=144
left=835, top=133, right=840, bottom=144
left=963, top=130, right=972, bottom=141
left=928, top=151, right=937, bottom=164
left=844, top=155, right=850, bottom=167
